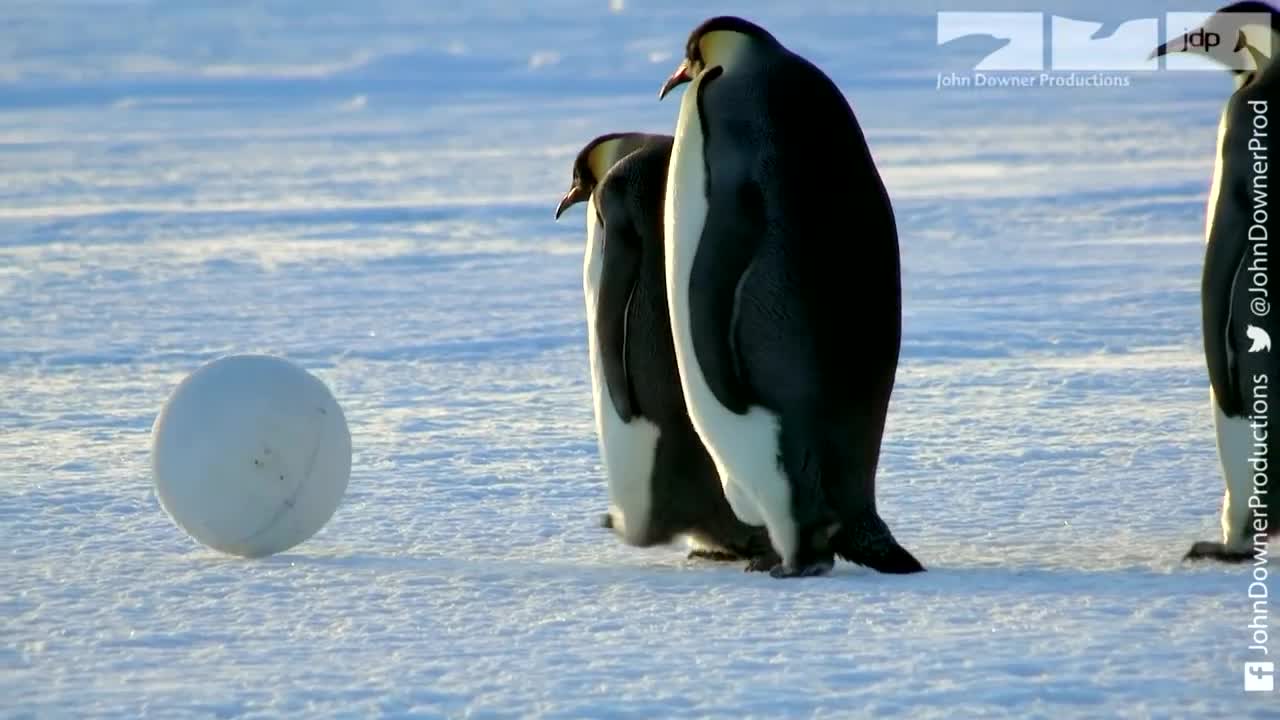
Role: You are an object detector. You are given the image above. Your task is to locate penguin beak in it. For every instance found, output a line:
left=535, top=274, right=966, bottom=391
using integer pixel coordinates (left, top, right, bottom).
left=554, top=185, right=589, bottom=220
left=659, top=60, right=691, bottom=100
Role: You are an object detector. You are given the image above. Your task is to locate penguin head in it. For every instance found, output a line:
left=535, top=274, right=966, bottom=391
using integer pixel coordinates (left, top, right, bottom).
left=659, top=16, right=778, bottom=100
left=554, top=132, right=652, bottom=219
left=1150, top=1, right=1279, bottom=81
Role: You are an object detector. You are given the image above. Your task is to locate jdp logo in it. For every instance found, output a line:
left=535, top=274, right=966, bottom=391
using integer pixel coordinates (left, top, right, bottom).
left=937, top=11, right=1272, bottom=72
left=1244, top=661, right=1274, bottom=692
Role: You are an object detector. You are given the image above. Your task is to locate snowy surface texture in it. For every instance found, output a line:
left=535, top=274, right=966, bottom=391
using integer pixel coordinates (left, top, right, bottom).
left=3, top=0, right=1277, bottom=717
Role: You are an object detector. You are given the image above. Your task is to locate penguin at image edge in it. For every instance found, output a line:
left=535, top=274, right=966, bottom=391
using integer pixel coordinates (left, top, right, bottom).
left=1151, top=1, right=1280, bottom=561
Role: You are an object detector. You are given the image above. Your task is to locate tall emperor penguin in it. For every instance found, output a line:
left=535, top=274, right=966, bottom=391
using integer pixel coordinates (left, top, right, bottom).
left=657, top=16, right=924, bottom=577
left=1153, top=2, right=1280, bottom=561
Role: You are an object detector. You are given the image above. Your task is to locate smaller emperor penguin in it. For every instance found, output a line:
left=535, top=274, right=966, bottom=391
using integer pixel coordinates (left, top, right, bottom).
left=1152, top=2, right=1280, bottom=562
left=555, top=132, right=774, bottom=564
left=658, top=17, right=924, bottom=577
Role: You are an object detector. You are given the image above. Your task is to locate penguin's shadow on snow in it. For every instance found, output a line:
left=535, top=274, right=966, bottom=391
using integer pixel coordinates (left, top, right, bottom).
left=256, top=552, right=1241, bottom=600
left=885, top=564, right=1239, bottom=600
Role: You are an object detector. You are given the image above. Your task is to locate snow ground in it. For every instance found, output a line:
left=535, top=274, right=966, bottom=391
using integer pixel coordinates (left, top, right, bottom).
left=2, top=0, right=1277, bottom=717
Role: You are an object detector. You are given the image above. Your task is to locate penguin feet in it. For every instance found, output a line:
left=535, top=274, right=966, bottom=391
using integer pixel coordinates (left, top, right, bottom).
left=768, top=560, right=834, bottom=579
left=1183, top=540, right=1255, bottom=563
left=743, top=550, right=782, bottom=573
left=768, top=538, right=836, bottom=578
left=688, top=548, right=742, bottom=562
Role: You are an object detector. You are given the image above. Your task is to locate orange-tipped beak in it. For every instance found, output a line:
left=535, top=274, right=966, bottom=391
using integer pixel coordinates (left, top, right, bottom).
left=659, top=60, right=691, bottom=100
left=554, top=184, right=589, bottom=219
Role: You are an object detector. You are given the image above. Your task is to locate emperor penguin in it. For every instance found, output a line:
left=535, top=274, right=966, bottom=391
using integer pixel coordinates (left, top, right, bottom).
left=554, top=132, right=774, bottom=565
left=1151, top=2, right=1280, bottom=562
left=656, top=17, right=925, bottom=577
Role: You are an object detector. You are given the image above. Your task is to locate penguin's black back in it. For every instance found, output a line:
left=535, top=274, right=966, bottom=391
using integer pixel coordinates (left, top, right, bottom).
left=595, top=138, right=688, bottom=427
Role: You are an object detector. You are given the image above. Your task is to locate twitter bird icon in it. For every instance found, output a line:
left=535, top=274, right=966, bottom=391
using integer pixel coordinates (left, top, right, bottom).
left=1246, top=325, right=1271, bottom=353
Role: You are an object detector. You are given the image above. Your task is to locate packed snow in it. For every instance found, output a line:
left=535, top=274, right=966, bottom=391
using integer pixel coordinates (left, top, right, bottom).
left=2, top=1, right=1276, bottom=717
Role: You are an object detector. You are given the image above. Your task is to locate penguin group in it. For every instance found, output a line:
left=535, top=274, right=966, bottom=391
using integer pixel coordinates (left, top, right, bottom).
left=555, top=4, right=1279, bottom=577
left=556, top=16, right=921, bottom=578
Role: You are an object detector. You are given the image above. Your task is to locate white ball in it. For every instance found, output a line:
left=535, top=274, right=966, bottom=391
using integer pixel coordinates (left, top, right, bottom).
left=151, top=354, right=351, bottom=558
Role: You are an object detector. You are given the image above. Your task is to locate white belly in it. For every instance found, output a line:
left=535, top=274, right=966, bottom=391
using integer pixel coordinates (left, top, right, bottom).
left=583, top=202, right=659, bottom=545
left=1211, top=388, right=1257, bottom=551
left=662, top=73, right=797, bottom=564
left=1204, top=110, right=1228, bottom=239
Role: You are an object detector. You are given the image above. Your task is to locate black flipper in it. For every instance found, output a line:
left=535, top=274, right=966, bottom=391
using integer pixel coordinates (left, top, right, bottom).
left=593, top=191, right=643, bottom=421
left=689, top=65, right=758, bottom=415
left=744, top=549, right=782, bottom=573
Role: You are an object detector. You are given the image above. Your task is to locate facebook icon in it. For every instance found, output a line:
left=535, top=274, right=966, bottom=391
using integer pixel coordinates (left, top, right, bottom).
left=1244, top=662, right=1274, bottom=693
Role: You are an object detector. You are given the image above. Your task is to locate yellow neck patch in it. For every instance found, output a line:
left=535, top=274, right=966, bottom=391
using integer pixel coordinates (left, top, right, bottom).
left=700, top=30, right=752, bottom=69
left=587, top=140, right=626, bottom=181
